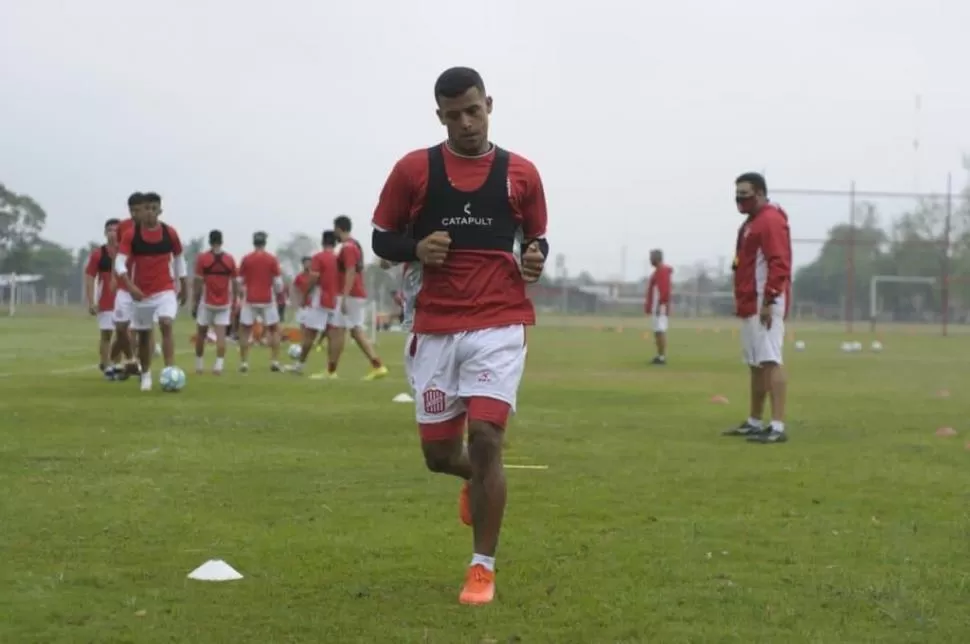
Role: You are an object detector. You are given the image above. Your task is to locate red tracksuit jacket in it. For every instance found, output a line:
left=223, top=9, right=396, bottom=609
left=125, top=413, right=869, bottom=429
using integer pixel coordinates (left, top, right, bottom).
left=733, top=204, right=792, bottom=318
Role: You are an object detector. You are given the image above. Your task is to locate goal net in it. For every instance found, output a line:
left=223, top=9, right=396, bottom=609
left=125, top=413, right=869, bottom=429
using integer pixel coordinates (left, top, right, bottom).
left=868, top=275, right=936, bottom=332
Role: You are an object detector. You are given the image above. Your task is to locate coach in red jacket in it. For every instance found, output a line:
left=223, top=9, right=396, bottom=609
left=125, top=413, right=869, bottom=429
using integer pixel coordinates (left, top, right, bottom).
left=723, top=172, right=792, bottom=444
left=644, top=249, right=672, bottom=365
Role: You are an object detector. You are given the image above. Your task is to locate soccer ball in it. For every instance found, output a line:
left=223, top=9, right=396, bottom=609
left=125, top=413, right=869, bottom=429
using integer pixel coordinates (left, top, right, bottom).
left=871, top=340, right=883, bottom=352
left=288, top=344, right=303, bottom=360
left=794, top=340, right=806, bottom=351
left=159, top=366, right=186, bottom=392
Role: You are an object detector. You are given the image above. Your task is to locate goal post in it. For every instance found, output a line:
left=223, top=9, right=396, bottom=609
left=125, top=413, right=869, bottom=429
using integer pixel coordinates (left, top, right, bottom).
left=869, top=275, right=936, bottom=332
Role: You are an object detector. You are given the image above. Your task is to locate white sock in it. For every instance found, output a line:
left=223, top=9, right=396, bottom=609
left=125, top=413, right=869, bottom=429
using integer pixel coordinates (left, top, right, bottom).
left=294, top=361, right=304, bottom=372
left=470, top=554, right=495, bottom=572
left=271, top=360, right=280, bottom=367
left=195, top=356, right=204, bottom=371
left=141, top=371, right=151, bottom=383
left=771, top=420, right=785, bottom=433
left=747, top=417, right=762, bottom=428
left=214, top=358, right=224, bottom=371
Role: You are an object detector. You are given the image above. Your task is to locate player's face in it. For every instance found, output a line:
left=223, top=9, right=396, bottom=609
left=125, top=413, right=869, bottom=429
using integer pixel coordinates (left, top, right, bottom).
left=143, top=202, right=160, bottom=225
left=129, top=204, right=143, bottom=222
left=105, top=224, right=118, bottom=245
left=301, top=259, right=311, bottom=272
left=437, top=87, right=492, bottom=155
left=735, top=182, right=761, bottom=215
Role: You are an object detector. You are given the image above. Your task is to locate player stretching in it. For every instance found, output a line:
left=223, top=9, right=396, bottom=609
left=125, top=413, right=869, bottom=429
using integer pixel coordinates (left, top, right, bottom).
left=111, top=193, right=146, bottom=377
left=237, top=231, right=284, bottom=372
left=193, top=229, right=237, bottom=375
left=294, top=231, right=340, bottom=375
left=329, top=216, right=387, bottom=380
left=85, top=218, right=122, bottom=379
left=645, top=249, right=673, bottom=365
left=371, top=67, right=548, bottom=605
left=115, top=192, right=187, bottom=391
left=723, top=172, right=792, bottom=443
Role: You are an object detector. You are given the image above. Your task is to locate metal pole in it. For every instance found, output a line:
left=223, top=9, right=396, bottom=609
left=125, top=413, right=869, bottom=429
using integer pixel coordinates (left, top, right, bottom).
left=846, top=181, right=856, bottom=334
left=942, top=173, right=953, bottom=337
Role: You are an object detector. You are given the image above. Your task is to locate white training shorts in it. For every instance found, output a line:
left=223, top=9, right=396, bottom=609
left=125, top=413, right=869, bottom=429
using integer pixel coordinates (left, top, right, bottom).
left=295, top=306, right=309, bottom=326
left=406, top=324, right=527, bottom=425
left=240, top=302, right=280, bottom=327
left=652, top=314, right=669, bottom=333
left=113, top=289, right=133, bottom=324
left=741, top=309, right=785, bottom=367
left=96, top=311, right=115, bottom=331
left=132, top=290, right=178, bottom=331
left=303, top=306, right=335, bottom=332
left=197, top=305, right=231, bottom=328
left=334, top=296, right=367, bottom=329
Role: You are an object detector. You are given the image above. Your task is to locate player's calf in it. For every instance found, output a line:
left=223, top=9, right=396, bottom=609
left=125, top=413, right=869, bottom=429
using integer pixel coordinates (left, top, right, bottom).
left=195, top=324, right=209, bottom=374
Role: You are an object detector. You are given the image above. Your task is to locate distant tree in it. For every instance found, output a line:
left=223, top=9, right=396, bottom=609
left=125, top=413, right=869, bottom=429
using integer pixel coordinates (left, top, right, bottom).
left=276, top=233, right=316, bottom=276
left=0, top=183, right=46, bottom=253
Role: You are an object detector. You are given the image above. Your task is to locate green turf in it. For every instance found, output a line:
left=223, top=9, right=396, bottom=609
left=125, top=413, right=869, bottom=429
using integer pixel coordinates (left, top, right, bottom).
left=2, top=312, right=969, bottom=643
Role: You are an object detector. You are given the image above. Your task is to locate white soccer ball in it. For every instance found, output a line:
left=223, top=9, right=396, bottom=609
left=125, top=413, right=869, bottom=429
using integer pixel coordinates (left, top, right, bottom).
left=851, top=341, right=863, bottom=352
left=159, top=366, right=186, bottom=392
left=871, top=340, right=883, bottom=352
left=288, top=344, right=303, bottom=360
left=840, top=341, right=852, bottom=353
left=794, top=340, right=806, bottom=351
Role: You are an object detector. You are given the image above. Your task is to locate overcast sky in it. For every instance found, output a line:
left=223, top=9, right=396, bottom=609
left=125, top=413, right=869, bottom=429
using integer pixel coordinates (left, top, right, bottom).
left=2, top=0, right=968, bottom=280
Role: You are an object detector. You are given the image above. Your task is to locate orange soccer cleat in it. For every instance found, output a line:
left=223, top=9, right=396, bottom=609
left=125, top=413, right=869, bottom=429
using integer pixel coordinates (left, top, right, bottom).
left=458, top=481, right=472, bottom=526
left=459, top=564, right=495, bottom=605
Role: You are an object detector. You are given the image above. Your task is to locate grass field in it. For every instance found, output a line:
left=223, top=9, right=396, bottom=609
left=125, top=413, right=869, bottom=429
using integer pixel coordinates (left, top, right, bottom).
left=2, top=311, right=969, bottom=643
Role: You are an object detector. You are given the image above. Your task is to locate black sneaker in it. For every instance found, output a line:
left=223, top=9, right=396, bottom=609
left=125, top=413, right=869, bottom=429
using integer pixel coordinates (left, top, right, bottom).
left=747, top=429, right=788, bottom=444
left=650, top=356, right=667, bottom=366
left=270, top=363, right=283, bottom=373
left=722, top=421, right=766, bottom=437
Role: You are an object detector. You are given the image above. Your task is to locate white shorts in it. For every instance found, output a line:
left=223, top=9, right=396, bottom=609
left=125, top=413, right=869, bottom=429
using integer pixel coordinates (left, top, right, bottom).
left=334, top=296, right=367, bottom=329
left=132, top=290, right=178, bottom=331
left=240, top=302, right=280, bottom=327
left=97, top=311, right=115, bottom=332
left=295, top=306, right=309, bottom=326
left=652, top=314, right=669, bottom=333
left=741, top=311, right=785, bottom=366
left=197, top=305, right=231, bottom=328
left=303, top=306, right=335, bottom=331
left=406, top=324, right=527, bottom=425
left=113, top=289, right=133, bottom=324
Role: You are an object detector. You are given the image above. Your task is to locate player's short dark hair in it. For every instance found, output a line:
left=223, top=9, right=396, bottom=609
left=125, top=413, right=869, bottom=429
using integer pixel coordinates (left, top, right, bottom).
left=143, top=192, right=162, bottom=204
left=105, top=218, right=120, bottom=229
left=253, top=231, right=268, bottom=247
left=333, top=216, right=352, bottom=233
left=434, top=67, right=485, bottom=102
left=736, top=172, right=768, bottom=195
left=127, top=192, right=144, bottom=207
left=301, top=255, right=312, bottom=263
left=209, top=229, right=223, bottom=245
left=322, top=230, right=336, bottom=246
left=650, top=248, right=663, bottom=259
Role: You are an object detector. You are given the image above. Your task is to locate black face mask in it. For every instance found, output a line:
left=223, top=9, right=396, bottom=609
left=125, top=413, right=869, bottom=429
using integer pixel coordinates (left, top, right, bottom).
left=735, top=195, right=758, bottom=214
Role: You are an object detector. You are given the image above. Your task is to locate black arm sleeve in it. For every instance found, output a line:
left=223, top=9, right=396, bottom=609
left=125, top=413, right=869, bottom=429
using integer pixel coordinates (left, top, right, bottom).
left=372, top=228, right=418, bottom=263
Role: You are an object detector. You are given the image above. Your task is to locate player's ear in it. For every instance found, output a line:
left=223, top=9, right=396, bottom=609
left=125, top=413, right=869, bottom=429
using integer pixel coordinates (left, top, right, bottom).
left=485, top=96, right=493, bottom=115
left=436, top=108, right=446, bottom=125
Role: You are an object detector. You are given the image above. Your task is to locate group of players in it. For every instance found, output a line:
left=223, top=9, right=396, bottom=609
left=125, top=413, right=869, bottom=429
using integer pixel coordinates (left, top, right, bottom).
left=82, top=65, right=791, bottom=606
left=84, top=196, right=388, bottom=391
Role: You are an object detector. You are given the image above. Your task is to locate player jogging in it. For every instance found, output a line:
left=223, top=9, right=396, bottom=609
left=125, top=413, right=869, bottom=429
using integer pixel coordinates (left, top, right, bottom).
left=294, top=231, right=340, bottom=375
left=327, top=216, right=387, bottom=381
left=371, top=67, right=548, bottom=605
left=193, top=229, right=238, bottom=375
left=115, top=192, right=187, bottom=391
left=645, top=249, right=673, bottom=365
left=292, top=256, right=313, bottom=330
left=85, top=218, right=122, bottom=379
left=722, top=172, right=792, bottom=444
left=111, top=193, right=146, bottom=377
left=237, top=231, right=284, bottom=372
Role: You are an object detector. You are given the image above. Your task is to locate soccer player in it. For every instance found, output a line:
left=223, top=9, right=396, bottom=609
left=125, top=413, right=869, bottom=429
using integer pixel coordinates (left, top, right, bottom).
left=115, top=192, right=187, bottom=391
left=292, top=256, right=313, bottom=330
left=111, top=193, right=145, bottom=377
left=85, top=218, right=121, bottom=379
left=293, top=231, right=340, bottom=374
left=192, top=229, right=237, bottom=375
left=237, top=231, right=284, bottom=372
left=371, top=66, right=548, bottom=605
left=330, top=215, right=387, bottom=380
left=645, top=249, right=673, bottom=365
left=723, top=172, right=792, bottom=444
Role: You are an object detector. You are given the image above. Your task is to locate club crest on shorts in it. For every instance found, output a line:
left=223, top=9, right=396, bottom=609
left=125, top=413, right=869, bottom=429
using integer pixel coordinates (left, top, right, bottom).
left=422, top=388, right=447, bottom=415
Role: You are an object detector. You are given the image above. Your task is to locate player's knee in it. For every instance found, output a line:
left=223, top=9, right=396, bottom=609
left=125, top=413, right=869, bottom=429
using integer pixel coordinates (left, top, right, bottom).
left=467, top=421, right=503, bottom=465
